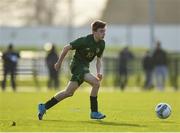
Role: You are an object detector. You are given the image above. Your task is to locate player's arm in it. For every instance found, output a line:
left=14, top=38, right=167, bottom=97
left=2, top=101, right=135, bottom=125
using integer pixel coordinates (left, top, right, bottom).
left=54, top=44, right=72, bottom=71
left=96, top=57, right=103, bottom=81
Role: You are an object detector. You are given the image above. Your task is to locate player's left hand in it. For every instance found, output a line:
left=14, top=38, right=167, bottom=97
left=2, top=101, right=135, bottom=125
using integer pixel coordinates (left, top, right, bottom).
left=97, top=73, right=103, bottom=81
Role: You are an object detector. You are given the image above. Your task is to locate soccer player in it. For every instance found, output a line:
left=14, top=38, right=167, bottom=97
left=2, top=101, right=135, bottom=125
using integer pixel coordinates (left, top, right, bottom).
left=38, top=20, right=106, bottom=120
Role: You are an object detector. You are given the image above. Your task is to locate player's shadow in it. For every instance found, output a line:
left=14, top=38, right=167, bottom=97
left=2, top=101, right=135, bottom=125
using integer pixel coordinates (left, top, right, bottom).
left=160, top=120, right=177, bottom=124
left=81, top=120, right=146, bottom=127
left=44, top=119, right=146, bottom=127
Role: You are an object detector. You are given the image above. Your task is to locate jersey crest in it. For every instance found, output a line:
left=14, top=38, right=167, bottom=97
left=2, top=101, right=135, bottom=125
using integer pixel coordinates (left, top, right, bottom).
left=96, top=48, right=100, bottom=54
left=86, top=48, right=90, bottom=51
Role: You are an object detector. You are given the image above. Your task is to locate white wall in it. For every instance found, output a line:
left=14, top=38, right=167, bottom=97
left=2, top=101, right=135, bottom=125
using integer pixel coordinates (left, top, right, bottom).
left=0, top=25, right=180, bottom=52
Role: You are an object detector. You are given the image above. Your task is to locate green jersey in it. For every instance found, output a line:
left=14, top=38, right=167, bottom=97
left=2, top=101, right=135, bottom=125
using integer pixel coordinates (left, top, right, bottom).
left=70, top=34, right=105, bottom=66
left=69, top=34, right=105, bottom=85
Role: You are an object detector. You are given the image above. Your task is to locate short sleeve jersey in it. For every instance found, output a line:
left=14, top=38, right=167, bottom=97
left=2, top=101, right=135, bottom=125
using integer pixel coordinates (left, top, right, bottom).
left=70, top=34, right=105, bottom=65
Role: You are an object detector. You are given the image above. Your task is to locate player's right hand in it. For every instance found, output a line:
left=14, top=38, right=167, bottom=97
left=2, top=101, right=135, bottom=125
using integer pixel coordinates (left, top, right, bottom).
left=54, top=63, right=61, bottom=71
left=97, top=73, right=103, bottom=81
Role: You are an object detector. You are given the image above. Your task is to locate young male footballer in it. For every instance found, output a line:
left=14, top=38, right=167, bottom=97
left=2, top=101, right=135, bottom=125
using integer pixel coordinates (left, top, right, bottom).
left=38, top=20, right=106, bottom=120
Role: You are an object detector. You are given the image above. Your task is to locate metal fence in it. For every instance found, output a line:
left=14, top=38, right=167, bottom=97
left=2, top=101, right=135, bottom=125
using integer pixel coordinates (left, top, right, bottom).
left=0, top=52, right=179, bottom=90
left=103, top=54, right=180, bottom=90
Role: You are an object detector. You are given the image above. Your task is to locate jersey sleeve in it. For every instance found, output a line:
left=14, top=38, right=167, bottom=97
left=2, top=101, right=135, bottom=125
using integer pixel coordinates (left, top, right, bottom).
left=70, top=37, right=84, bottom=50
left=97, top=42, right=105, bottom=58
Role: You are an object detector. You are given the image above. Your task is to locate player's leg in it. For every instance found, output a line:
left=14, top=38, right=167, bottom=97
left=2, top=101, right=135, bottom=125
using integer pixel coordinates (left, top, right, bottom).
left=54, top=81, right=79, bottom=101
left=162, top=66, right=168, bottom=90
left=54, top=72, right=59, bottom=89
left=84, top=73, right=100, bottom=97
left=1, top=68, right=8, bottom=91
left=84, top=73, right=106, bottom=119
left=10, top=69, right=16, bottom=91
left=38, top=81, right=79, bottom=120
left=147, top=70, right=153, bottom=89
left=155, top=66, right=163, bottom=90
left=124, top=72, right=128, bottom=89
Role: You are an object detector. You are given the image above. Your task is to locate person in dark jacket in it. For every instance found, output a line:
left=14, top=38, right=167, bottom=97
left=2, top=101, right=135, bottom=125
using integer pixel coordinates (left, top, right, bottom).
left=152, top=41, right=168, bottom=90
left=46, top=44, right=59, bottom=89
left=1, top=44, right=20, bottom=91
left=142, top=50, right=154, bottom=90
left=118, top=47, right=134, bottom=90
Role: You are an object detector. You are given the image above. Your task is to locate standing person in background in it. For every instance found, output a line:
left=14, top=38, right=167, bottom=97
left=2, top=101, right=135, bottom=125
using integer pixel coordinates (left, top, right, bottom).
left=38, top=20, right=106, bottom=120
left=118, top=47, right=134, bottom=90
left=142, top=50, right=154, bottom=90
left=152, top=41, right=168, bottom=91
left=1, top=44, right=20, bottom=91
left=46, top=44, right=59, bottom=90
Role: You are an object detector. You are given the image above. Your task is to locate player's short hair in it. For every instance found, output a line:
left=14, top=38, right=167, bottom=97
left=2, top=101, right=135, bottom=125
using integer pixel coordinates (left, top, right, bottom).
left=91, top=20, right=106, bottom=32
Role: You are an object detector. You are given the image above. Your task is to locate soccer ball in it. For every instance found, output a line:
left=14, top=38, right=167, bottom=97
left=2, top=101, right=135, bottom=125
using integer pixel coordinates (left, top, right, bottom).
left=155, top=103, right=171, bottom=119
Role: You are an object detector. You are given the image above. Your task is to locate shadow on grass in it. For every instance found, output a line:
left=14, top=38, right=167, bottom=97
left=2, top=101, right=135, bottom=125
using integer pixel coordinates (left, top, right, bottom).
left=160, top=120, right=177, bottom=124
left=44, top=119, right=146, bottom=127
left=82, top=120, right=146, bottom=127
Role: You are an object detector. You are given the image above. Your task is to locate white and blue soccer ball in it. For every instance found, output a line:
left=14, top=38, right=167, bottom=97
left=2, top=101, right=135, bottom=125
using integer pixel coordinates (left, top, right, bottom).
left=155, top=103, right=171, bottom=119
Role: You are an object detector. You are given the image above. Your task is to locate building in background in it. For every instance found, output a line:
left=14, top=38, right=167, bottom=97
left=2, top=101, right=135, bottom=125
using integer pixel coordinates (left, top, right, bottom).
left=102, top=0, right=180, bottom=25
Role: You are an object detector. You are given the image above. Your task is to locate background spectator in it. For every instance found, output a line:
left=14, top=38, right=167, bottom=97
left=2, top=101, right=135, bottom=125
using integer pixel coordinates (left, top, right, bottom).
left=152, top=41, right=168, bottom=90
left=118, top=47, right=134, bottom=90
left=142, top=50, right=154, bottom=90
left=1, top=44, right=20, bottom=91
left=46, top=44, right=59, bottom=90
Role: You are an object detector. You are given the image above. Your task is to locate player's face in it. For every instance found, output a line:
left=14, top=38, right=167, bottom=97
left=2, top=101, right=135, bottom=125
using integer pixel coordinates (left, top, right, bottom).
left=94, top=28, right=106, bottom=41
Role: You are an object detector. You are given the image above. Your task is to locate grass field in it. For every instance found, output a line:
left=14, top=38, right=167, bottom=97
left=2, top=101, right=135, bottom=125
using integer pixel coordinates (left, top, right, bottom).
left=0, top=89, right=180, bottom=132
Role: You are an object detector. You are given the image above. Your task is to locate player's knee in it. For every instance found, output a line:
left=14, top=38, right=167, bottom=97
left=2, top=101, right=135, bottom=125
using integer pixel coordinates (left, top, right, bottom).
left=92, top=80, right=100, bottom=88
left=65, top=90, right=74, bottom=97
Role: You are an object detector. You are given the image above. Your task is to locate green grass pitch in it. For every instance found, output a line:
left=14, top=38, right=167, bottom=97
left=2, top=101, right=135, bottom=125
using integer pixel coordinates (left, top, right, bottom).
left=0, top=90, right=180, bottom=132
